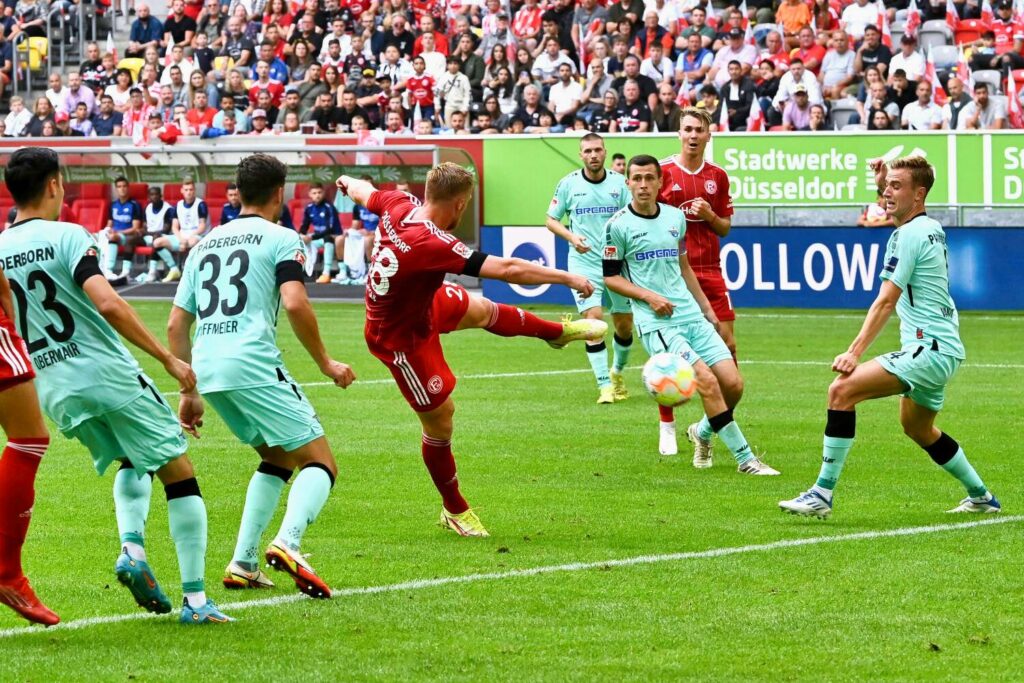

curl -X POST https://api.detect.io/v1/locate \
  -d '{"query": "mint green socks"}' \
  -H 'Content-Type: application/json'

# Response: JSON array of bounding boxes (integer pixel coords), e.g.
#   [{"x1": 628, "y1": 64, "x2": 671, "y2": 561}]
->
[
  {"x1": 707, "y1": 410, "x2": 754, "y2": 465},
  {"x1": 165, "y1": 478, "x2": 207, "y2": 606},
  {"x1": 275, "y1": 465, "x2": 333, "y2": 551},
  {"x1": 814, "y1": 410, "x2": 856, "y2": 495},
  {"x1": 611, "y1": 333, "x2": 632, "y2": 373},
  {"x1": 232, "y1": 464, "x2": 291, "y2": 568},
  {"x1": 925, "y1": 432, "x2": 987, "y2": 498},
  {"x1": 113, "y1": 463, "x2": 152, "y2": 554},
  {"x1": 585, "y1": 341, "x2": 611, "y2": 389}
]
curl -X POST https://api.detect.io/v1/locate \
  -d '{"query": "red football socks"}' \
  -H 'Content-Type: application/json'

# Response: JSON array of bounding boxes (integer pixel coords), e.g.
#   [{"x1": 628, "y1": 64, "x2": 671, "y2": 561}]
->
[
  {"x1": 0, "y1": 437, "x2": 48, "y2": 582},
  {"x1": 421, "y1": 434, "x2": 469, "y2": 514},
  {"x1": 659, "y1": 405, "x2": 675, "y2": 423},
  {"x1": 485, "y1": 303, "x2": 562, "y2": 341}
]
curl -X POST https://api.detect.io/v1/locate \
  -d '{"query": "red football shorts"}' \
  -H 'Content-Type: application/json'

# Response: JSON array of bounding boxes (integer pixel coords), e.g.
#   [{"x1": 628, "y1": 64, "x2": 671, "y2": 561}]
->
[
  {"x1": 695, "y1": 270, "x2": 735, "y2": 322},
  {"x1": 0, "y1": 315, "x2": 35, "y2": 392},
  {"x1": 368, "y1": 283, "x2": 471, "y2": 413}
]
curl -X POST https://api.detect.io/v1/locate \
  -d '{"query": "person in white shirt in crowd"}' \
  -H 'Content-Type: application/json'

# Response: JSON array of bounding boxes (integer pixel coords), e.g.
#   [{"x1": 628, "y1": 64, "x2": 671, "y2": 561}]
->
[
  {"x1": 819, "y1": 30, "x2": 856, "y2": 100},
  {"x1": 957, "y1": 82, "x2": 1007, "y2": 130},
  {"x1": 377, "y1": 45, "x2": 415, "y2": 90},
  {"x1": 419, "y1": 32, "x2": 448, "y2": 81},
  {"x1": 4, "y1": 97, "x2": 33, "y2": 137},
  {"x1": 44, "y1": 73, "x2": 70, "y2": 110},
  {"x1": 772, "y1": 57, "x2": 823, "y2": 112},
  {"x1": 548, "y1": 62, "x2": 584, "y2": 124},
  {"x1": 707, "y1": 28, "x2": 759, "y2": 87},
  {"x1": 940, "y1": 76, "x2": 973, "y2": 130},
  {"x1": 320, "y1": 17, "x2": 351, "y2": 61},
  {"x1": 437, "y1": 56, "x2": 473, "y2": 125},
  {"x1": 640, "y1": 41, "x2": 675, "y2": 85},
  {"x1": 888, "y1": 34, "x2": 925, "y2": 84},
  {"x1": 840, "y1": 0, "x2": 879, "y2": 40},
  {"x1": 532, "y1": 36, "x2": 577, "y2": 92},
  {"x1": 160, "y1": 44, "x2": 196, "y2": 85},
  {"x1": 901, "y1": 80, "x2": 943, "y2": 130}
]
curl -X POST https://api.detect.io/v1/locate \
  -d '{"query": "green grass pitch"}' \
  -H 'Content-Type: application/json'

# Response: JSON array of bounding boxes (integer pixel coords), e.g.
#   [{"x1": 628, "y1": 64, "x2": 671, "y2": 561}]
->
[{"x1": 2, "y1": 302, "x2": 1022, "y2": 681}]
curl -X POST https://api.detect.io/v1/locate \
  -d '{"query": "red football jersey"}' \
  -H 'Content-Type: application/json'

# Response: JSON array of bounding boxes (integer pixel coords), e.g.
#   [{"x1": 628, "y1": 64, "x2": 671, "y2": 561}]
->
[
  {"x1": 658, "y1": 156, "x2": 733, "y2": 273},
  {"x1": 363, "y1": 190, "x2": 477, "y2": 351},
  {"x1": 407, "y1": 75, "x2": 436, "y2": 106}
]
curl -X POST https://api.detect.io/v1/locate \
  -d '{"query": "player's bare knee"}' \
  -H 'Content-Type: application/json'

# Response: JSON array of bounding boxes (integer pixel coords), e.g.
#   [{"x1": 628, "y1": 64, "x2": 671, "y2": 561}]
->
[
  {"x1": 612, "y1": 316, "x2": 633, "y2": 338},
  {"x1": 694, "y1": 365, "x2": 723, "y2": 401},
  {"x1": 582, "y1": 307, "x2": 603, "y2": 320},
  {"x1": 827, "y1": 377, "x2": 857, "y2": 411}
]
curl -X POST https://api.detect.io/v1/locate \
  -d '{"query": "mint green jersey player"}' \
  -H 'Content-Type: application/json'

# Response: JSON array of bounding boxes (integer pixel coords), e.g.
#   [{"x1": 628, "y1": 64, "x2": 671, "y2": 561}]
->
[
  {"x1": 548, "y1": 169, "x2": 631, "y2": 314},
  {"x1": 603, "y1": 204, "x2": 732, "y2": 368},
  {"x1": 173, "y1": 215, "x2": 324, "y2": 451}
]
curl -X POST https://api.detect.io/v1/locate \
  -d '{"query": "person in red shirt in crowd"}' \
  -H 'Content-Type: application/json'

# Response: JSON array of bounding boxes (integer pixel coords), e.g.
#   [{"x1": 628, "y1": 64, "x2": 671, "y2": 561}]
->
[
  {"x1": 411, "y1": 0, "x2": 443, "y2": 25},
  {"x1": 989, "y1": 0, "x2": 1024, "y2": 71},
  {"x1": 406, "y1": 55, "x2": 437, "y2": 122},
  {"x1": 760, "y1": 28, "x2": 791, "y2": 75},
  {"x1": 248, "y1": 61, "x2": 285, "y2": 107},
  {"x1": 342, "y1": 0, "x2": 377, "y2": 22},
  {"x1": 658, "y1": 108, "x2": 737, "y2": 359},
  {"x1": 791, "y1": 26, "x2": 826, "y2": 75},
  {"x1": 413, "y1": 15, "x2": 449, "y2": 57},
  {"x1": 513, "y1": 0, "x2": 544, "y2": 51},
  {"x1": 634, "y1": 11, "x2": 674, "y2": 59},
  {"x1": 186, "y1": 91, "x2": 217, "y2": 132},
  {"x1": 334, "y1": 164, "x2": 603, "y2": 538},
  {"x1": 263, "y1": 23, "x2": 289, "y2": 60}
]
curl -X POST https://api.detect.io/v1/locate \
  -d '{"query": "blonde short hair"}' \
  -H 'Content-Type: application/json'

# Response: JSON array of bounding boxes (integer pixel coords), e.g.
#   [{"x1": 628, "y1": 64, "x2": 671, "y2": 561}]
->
[
  {"x1": 889, "y1": 155, "x2": 935, "y2": 195},
  {"x1": 425, "y1": 162, "x2": 475, "y2": 202},
  {"x1": 679, "y1": 107, "x2": 712, "y2": 131}
]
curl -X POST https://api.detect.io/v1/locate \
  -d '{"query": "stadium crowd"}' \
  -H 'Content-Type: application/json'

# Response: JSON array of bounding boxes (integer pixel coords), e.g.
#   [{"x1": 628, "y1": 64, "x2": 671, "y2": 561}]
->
[{"x1": 2, "y1": 0, "x2": 1023, "y2": 135}]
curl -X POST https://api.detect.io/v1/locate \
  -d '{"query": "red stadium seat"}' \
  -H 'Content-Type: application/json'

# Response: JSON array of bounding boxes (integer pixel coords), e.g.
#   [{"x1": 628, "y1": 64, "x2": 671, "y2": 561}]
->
[
  {"x1": 134, "y1": 246, "x2": 154, "y2": 257},
  {"x1": 0, "y1": 201, "x2": 14, "y2": 225},
  {"x1": 293, "y1": 183, "x2": 310, "y2": 199},
  {"x1": 955, "y1": 19, "x2": 988, "y2": 45},
  {"x1": 208, "y1": 203, "x2": 223, "y2": 227},
  {"x1": 128, "y1": 183, "x2": 149, "y2": 205},
  {"x1": 78, "y1": 184, "x2": 108, "y2": 199},
  {"x1": 288, "y1": 198, "x2": 306, "y2": 229},
  {"x1": 205, "y1": 182, "x2": 230, "y2": 201},
  {"x1": 71, "y1": 198, "x2": 110, "y2": 233},
  {"x1": 339, "y1": 211, "x2": 353, "y2": 230},
  {"x1": 0, "y1": 184, "x2": 10, "y2": 200},
  {"x1": 163, "y1": 184, "x2": 184, "y2": 202}
]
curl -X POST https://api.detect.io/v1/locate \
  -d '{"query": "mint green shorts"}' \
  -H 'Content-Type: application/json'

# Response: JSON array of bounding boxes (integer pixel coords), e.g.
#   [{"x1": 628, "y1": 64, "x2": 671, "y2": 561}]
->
[
  {"x1": 64, "y1": 374, "x2": 188, "y2": 476},
  {"x1": 640, "y1": 320, "x2": 733, "y2": 368},
  {"x1": 570, "y1": 262, "x2": 631, "y2": 315},
  {"x1": 204, "y1": 373, "x2": 324, "y2": 452},
  {"x1": 875, "y1": 344, "x2": 961, "y2": 412}
]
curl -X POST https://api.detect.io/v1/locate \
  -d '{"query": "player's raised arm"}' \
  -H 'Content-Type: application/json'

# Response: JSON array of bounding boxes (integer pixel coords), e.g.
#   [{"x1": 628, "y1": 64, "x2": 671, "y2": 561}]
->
[
  {"x1": 79, "y1": 275, "x2": 196, "y2": 391},
  {"x1": 280, "y1": 280, "x2": 356, "y2": 388},
  {"x1": 477, "y1": 255, "x2": 595, "y2": 297},
  {"x1": 335, "y1": 174, "x2": 378, "y2": 208}
]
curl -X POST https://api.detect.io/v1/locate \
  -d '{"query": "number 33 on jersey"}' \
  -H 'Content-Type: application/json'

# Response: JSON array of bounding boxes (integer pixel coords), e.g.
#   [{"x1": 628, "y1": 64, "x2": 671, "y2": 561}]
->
[{"x1": 173, "y1": 216, "x2": 307, "y2": 392}]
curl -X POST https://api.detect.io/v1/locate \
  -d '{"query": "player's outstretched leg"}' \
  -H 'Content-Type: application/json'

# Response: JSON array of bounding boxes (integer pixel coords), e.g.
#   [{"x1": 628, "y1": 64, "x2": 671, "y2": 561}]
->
[
  {"x1": 223, "y1": 461, "x2": 289, "y2": 590},
  {"x1": 418, "y1": 398, "x2": 488, "y2": 537},
  {"x1": 156, "y1": 456, "x2": 232, "y2": 624},
  {"x1": 457, "y1": 294, "x2": 607, "y2": 349},
  {"x1": 898, "y1": 399, "x2": 1000, "y2": 514},
  {"x1": 264, "y1": 440, "x2": 336, "y2": 599}
]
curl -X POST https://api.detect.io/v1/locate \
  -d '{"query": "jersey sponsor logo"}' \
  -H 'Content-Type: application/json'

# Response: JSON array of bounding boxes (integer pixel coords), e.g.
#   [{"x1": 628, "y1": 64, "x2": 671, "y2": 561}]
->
[
  {"x1": 705, "y1": 180, "x2": 718, "y2": 194},
  {"x1": 884, "y1": 256, "x2": 898, "y2": 273},
  {"x1": 573, "y1": 206, "x2": 619, "y2": 216},
  {"x1": 635, "y1": 248, "x2": 679, "y2": 261},
  {"x1": 603, "y1": 245, "x2": 619, "y2": 259},
  {"x1": 427, "y1": 374, "x2": 443, "y2": 394},
  {"x1": 452, "y1": 242, "x2": 472, "y2": 259}
]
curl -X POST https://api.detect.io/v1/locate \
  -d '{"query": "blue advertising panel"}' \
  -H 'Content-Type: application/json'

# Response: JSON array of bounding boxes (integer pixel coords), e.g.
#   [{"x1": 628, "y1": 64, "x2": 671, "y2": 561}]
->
[{"x1": 481, "y1": 225, "x2": 1024, "y2": 310}]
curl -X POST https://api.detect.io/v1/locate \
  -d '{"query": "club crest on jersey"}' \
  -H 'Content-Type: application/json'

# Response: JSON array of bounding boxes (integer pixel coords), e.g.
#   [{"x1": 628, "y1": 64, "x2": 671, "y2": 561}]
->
[
  {"x1": 452, "y1": 242, "x2": 472, "y2": 258},
  {"x1": 705, "y1": 180, "x2": 717, "y2": 194},
  {"x1": 610, "y1": 191, "x2": 620, "y2": 199},
  {"x1": 603, "y1": 245, "x2": 618, "y2": 259},
  {"x1": 669, "y1": 228, "x2": 680, "y2": 239}
]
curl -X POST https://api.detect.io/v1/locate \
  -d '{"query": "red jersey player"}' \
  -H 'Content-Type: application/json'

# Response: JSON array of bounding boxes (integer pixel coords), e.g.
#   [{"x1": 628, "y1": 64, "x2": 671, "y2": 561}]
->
[
  {"x1": 336, "y1": 163, "x2": 605, "y2": 537},
  {"x1": 658, "y1": 107, "x2": 744, "y2": 470},
  {"x1": 0, "y1": 267, "x2": 58, "y2": 626}
]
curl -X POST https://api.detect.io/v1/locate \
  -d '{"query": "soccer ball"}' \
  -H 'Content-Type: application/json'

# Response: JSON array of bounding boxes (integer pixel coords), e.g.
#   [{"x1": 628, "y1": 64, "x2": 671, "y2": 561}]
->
[{"x1": 642, "y1": 353, "x2": 697, "y2": 407}]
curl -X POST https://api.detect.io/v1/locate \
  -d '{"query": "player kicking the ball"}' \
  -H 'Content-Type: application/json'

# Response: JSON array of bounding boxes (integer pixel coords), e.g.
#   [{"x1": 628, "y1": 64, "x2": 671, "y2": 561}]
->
[
  {"x1": 169, "y1": 154, "x2": 356, "y2": 598},
  {"x1": 0, "y1": 148, "x2": 230, "y2": 624},
  {"x1": 659, "y1": 108, "x2": 737, "y2": 469},
  {"x1": 780, "y1": 156, "x2": 1000, "y2": 519},
  {"x1": 0, "y1": 269, "x2": 57, "y2": 626},
  {"x1": 546, "y1": 133, "x2": 634, "y2": 404},
  {"x1": 336, "y1": 163, "x2": 606, "y2": 537},
  {"x1": 603, "y1": 155, "x2": 778, "y2": 475}
]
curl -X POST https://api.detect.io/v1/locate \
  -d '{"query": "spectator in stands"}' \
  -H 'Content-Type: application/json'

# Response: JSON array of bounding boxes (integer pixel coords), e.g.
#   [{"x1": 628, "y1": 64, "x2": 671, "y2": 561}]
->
[
  {"x1": 712, "y1": 9, "x2": 745, "y2": 52},
  {"x1": 23, "y1": 96, "x2": 54, "y2": 137},
  {"x1": 323, "y1": 64, "x2": 342, "y2": 98},
  {"x1": 532, "y1": 36, "x2": 576, "y2": 95},
  {"x1": 841, "y1": 0, "x2": 879, "y2": 41},
  {"x1": 806, "y1": 103, "x2": 829, "y2": 131},
  {"x1": 80, "y1": 43, "x2": 106, "y2": 91},
  {"x1": 606, "y1": 0, "x2": 644, "y2": 39},
  {"x1": 10, "y1": 0, "x2": 47, "y2": 40},
  {"x1": 54, "y1": 112, "x2": 84, "y2": 138},
  {"x1": 138, "y1": 64, "x2": 162, "y2": 106},
  {"x1": 105, "y1": 177, "x2": 144, "y2": 280},
  {"x1": 45, "y1": 73, "x2": 69, "y2": 111},
  {"x1": 248, "y1": 108, "x2": 274, "y2": 134},
  {"x1": 513, "y1": 0, "x2": 543, "y2": 52},
  {"x1": 437, "y1": 55, "x2": 472, "y2": 124},
  {"x1": 377, "y1": 44, "x2": 415, "y2": 91},
  {"x1": 548, "y1": 62, "x2": 583, "y2": 125},
  {"x1": 958, "y1": 82, "x2": 1007, "y2": 129},
  {"x1": 336, "y1": 87, "x2": 371, "y2": 131},
  {"x1": 140, "y1": 46, "x2": 162, "y2": 81},
  {"x1": 480, "y1": 94, "x2": 511, "y2": 131},
  {"x1": 615, "y1": 79, "x2": 652, "y2": 132},
  {"x1": 343, "y1": 34, "x2": 376, "y2": 75},
  {"x1": 640, "y1": 41, "x2": 674, "y2": 85},
  {"x1": 382, "y1": 13, "x2": 415, "y2": 59},
  {"x1": 634, "y1": 11, "x2": 673, "y2": 59},
  {"x1": 191, "y1": 31, "x2": 215, "y2": 73},
  {"x1": 249, "y1": 60, "x2": 286, "y2": 106},
  {"x1": 854, "y1": 25, "x2": 891, "y2": 79},
  {"x1": 652, "y1": 82, "x2": 681, "y2": 132},
  {"x1": 39, "y1": 120, "x2": 60, "y2": 138},
  {"x1": 870, "y1": 109, "x2": 894, "y2": 130},
  {"x1": 219, "y1": 16, "x2": 256, "y2": 76},
  {"x1": 941, "y1": 76, "x2": 972, "y2": 129},
  {"x1": 676, "y1": 33, "x2": 714, "y2": 99},
  {"x1": 383, "y1": 109, "x2": 410, "y2": 134},
  {"x1": 214, "y1": 92, "x2": 251, "y2": 131},
  {"x1": 579, "y1": 58, "x2": 613, "y2": 116},
  {"x1": 127, "y1": 3, "x2": 164, "y2": 58},
  {"x1": 292, "y1": 62, "x2": 326, "y2": 109},
  {"x1": 792, "y1": 26, "x2": 826, "y2": 76},
  {"x1": 60, "y1": 72, "x2": 97, "y2": 116},
  {"x1": 288, "y1": 14, "x2": 324, "y2": 55},
  {"x1": 866, "y1": 81, "x2": 899, "y2": 129},
  {"x1": 351, "y1": 68, "x2": 383, "y2": 126},
  {"x1": 782, "y1": 84, "x2": 812, "y2": 130},
  {"x1": 678, "y1": 7, "x2": 714, "y2": 49},
  {"x1": 92, "y1": 95, "x2": 124, "y2": 136},
  {"x1": 723, "y1": 60, "x2": 756, "y2": 130},
  {"x1": 305, "y1": 91, "x2": 338, "y2": 132},
  {"x1": 993, "y1": 0, "x2": 1024, "y2": 71},
  {"x1": 820, "y1": 31, "x2": 855, "y2": 100},
  {"x1": 772, "y1": 58, "x2": 823, "y2": 113},
  {"x1": 759, "y1": 30, "x2": 791, "y2": 76},
  {"x1": 5, "y1": 97, "x2": 32, "y2": 137},
  {"x1": 514, "y1": 83, "x2": 551, "y2": 127},
  {"x1": 276, "y1": 87, "x2": 306, "y2": 123},
  {"x1": 288, "y1": 39, "x2": 316, "y2": 81},
  {"x1": 123, "y1": 87, "x2": 156, "y2": 140},
  {"x1": 889, "y1": 35, "x2": 925, "y2": 84},
  {"x1": 219, "y1": 68, "x2": 252, "y2": 110},
  {"x1": 196, "y1": 0, "x2": 226, "y2": 51},
  {"x1": 607, "y1": 36, "x2": 631, "y2": 78},
  {"x1": 186, "y1": 91, "x2": 217, "y2": 132},
  {"x1": 155, "y1": 85, "x2": 178, "y2": 121},
  {"x1": 252, "y1": 89, "x2": 277, "y2": 122},
  {"x1": 479, "y1": 11, "x2": 516, "y2": 60},
  {"x1": 889, "y1": 69, "x2": 917, "y2": 110},
  {"x1": 902, "y1": 80, "x2": 942, "y2": 130},
  {"x1": 811, "y1": 0, "x2": 841, "y2": 44},
  {"x1": 105, "y1": 69, "x2": 135, "y2": 112},
  {"x1": 696, "y1": 84, "x2": 723, "y2": 128},
  {"x1": 165, "y1": 66, "x2": 189, "y2": 105},
  {"x1": 756, "y1": 60, "x2": 782, "y2": 125},
  {"x1": 70, "y1": 102, "x2": 95, "y2": 136},
  {"x1": 857, "y1": 189, "x2": 893, "y2": 227},
  {"x1": 612, "y1": 55, "x2": 658, "y2": 110},
  {"x1": 482, "y1": 43, "x2": 512, "y2": 86},
  {"x1": 164, "y1": 0, "x2": 198, "y2": 53},
  {"x1": 201, "y1": 109, "x2": 239, "y2": 136},
  {"x1": 776, "y1": 0, "x2": 812, "y2": 50},
  {"x1": 708, "y1": 28, "x2": 758, "y2": 87},
  {"x1": 454, "y1": 33, "x2": 485, "y2": 99}
]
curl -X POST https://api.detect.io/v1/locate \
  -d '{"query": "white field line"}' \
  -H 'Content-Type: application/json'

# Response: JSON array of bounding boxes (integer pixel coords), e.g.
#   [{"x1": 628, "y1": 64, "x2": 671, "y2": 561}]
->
[
  {"x1": 0, "y1": 515, "x2": 1019, "y2": 639},
  {"x1": 161, "y1": 359, "x2": 1024, "y2": 397}
]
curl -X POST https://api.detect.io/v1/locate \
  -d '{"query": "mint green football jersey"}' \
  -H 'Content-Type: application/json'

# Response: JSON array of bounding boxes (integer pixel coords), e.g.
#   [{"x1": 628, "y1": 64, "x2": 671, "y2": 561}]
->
[
  {"x1": 0, "y1": 219, "x2": 147, "y2": 431},
  {"x1": 879, "y1": 214, "x2": 965, "y2": 359},
  {"x1": 547, "y1": 169, "x2": 629, "y2": 275},
  {"x1": 173, "y1": 216, "x2": 305, "y2": 392},
  {"x1": 603, "y1": 203, "x2": 704, "y2": 334}
]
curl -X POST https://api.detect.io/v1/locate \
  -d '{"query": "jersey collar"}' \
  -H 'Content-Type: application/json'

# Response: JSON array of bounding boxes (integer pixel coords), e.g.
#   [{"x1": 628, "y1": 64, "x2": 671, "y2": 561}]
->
[
  {"x1": 581, "y1": 168, "x2": 607, "y2": 185},
  {"x1": 673, "y1": 155, "x2": 705, "y2": 175},
  {"x1": 5, "y1": 217, "x2": 43, "y2": 231},
  {"x1": 628, "y1": 203, "x2": 660, "y2": 219}
]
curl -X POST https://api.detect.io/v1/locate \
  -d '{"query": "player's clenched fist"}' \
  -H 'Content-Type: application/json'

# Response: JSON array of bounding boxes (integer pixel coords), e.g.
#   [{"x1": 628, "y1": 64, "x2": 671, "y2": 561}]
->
[
  {"x1": 568, "y1": 274, "x2": 595, "y2": 297},
  {"x1": 869, "y1": 158, "x2": 888, "y2": 190},
  {"x1": 322, "y1": 359, "x2": 356, "y2": 388},
  {"x1": 690, "y1": 197, "x2": 715, "y2": 222},
  {"x1": 832, "y1": 351, "x2": 859, "y2": 375}
]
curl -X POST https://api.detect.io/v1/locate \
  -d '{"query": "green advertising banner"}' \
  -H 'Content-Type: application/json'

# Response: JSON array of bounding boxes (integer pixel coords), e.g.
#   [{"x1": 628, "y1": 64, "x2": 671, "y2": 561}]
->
[{"x1": 482, "y1": 133, "x2": 1024, "y2": 226}]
